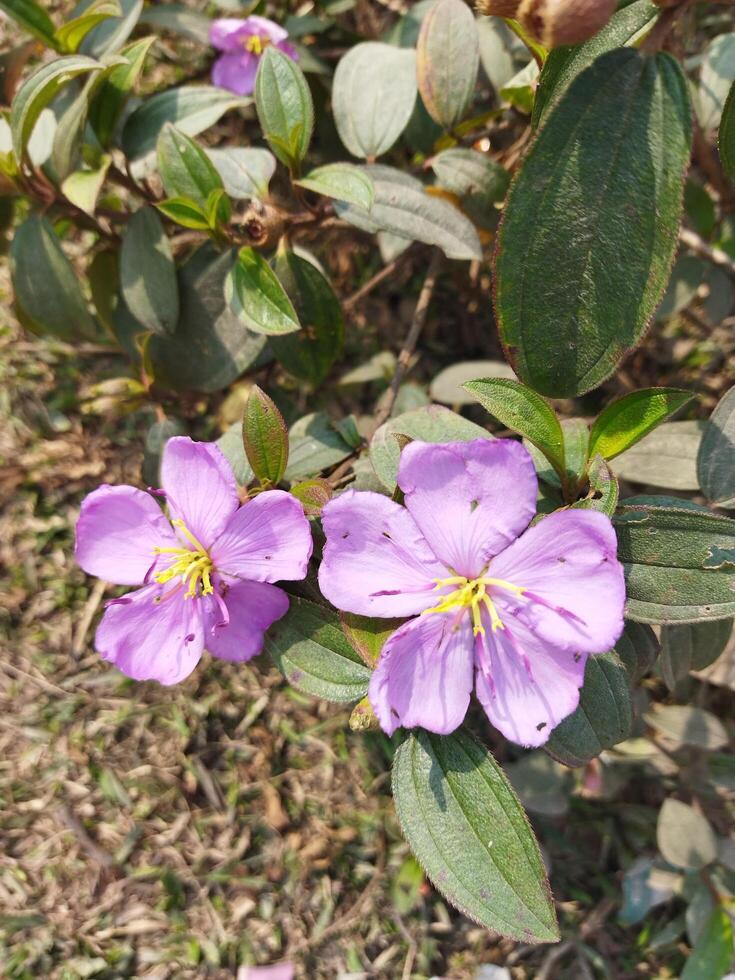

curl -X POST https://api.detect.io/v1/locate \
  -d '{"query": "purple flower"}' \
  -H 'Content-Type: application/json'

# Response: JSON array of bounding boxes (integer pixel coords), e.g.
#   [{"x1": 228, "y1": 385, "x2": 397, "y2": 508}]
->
[
  {"x1": 318, "y1": 439, "x2": 626, "y2": 747},
  {"x1": 210, "y1": 16, "x2": 298, "y2": 96},
  {"x1": 75, "y1": 437, "x2": 312, "y2": 685}
]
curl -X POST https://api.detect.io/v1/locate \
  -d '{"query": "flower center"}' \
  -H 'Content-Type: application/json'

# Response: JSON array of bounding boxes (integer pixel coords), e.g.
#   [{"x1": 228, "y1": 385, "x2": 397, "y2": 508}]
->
[
  {"x1": 423, "y1": 575, "x2": 526, "y2": 636},
  {"x1": 243, "y1": 34, "x2": 271, "y2": 55},
  {"x1": 153, "y1": 519, "x2": 214, "y2": 599}
]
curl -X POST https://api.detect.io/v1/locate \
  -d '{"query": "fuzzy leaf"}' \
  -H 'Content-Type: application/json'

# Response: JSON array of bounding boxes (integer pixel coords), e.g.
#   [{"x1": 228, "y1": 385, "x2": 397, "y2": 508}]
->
[{"x1": 243, "y1": 385, "x2": 289, "y2": 486}]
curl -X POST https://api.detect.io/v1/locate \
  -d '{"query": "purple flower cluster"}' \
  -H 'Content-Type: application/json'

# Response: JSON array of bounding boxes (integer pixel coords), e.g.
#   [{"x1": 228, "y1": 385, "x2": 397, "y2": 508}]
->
[
  {"x1": 210, "y1": 16, "x2": 298, "y2": 96},
  {"x1": 76, "y1": 436, "x2": 625, "y2": 748}
]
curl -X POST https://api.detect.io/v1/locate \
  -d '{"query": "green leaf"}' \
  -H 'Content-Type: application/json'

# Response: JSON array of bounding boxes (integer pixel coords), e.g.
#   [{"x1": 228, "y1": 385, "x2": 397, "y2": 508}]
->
[
  {"x1": 613, "y1": 420, "x2": 703, "y2": 491},
  {"x1": 371, "y1": 405, "x2": 491, "y2": 491},
  {"x1": 225, "y1": 247, "x2": 300, "y2": 336},
  {"x1": 646, "y1": 704, "x2": 728, "y2": 751},
  {"x1": 416, "y1": 0, "x2": 479, "y2": 131},
  {"x1": 10, "y1": 214, "x2": 96, "y2": 339},
  {"x1": 296, "y1": 162, "x2": 374, "y2": 210},
  {"x1": 120, "y1": 206, "x2": 179, "y2": 336},
  {"x1": 613, "y1": 620, "x2": 660, "y2": 686},
  {"x1": 495, "y1": 49, "x2": 692, "y2": 397},
  {"x1": 681, "y1": 908, "x2": 734, "y2": 980},
  {"x1": 698, "y1": 385, "x2": 735, "y2": 509},
  {"x1": 697, "y1": 33, "x2": 735, "y2": 131},
  {"x1": 430, "y1": 147, "x2": 509, "y2": 231},
  {"x1": 660, "y1": 620, "x2": 733, "y2": 691},
  {"x1": 392, "y1": 728, "x2": 559, "y2": 942},
  {"x1": 463, "y1": 377, "x2": 565, "y2": 480},
  {"x1": 339, "y1": 613, "x2": 402, "y2": 667},
  {"x1": 499, "y1": 60, "x2": 538, "y2": 115},
  {"x1": 60, "y1": 154, "x2": 111, "y2": 215},
  {"x1": 430, "y1": 360, "x2": 516, "y2": 405},
  {"x1": 121, "y1": 85, "x2": 251, "y2": 162},
  {"x1": 571, "y1": 454, "x2": 618, "y2": 516},
  {"x1": 145, "y1": 243, "x2": 267, "y2": 393},
  {"x1": 613, "y1": 500, "x2": 735, "y2": 624},
  {"x1": 206, "y1": 146, "x2": 276, "y2": 200},
  {"x1": 55, "y1": 0, "x2": 121, "y2": 52},
  {"x1": 335, "y1": 164, "x2": 481, "y2": 261},
  {"x1": 156, "y1": 197, "x2": 211, "y2": 230},
  {"x1": 531, "y1": 0, "x2": 657, "y2": 129},
  {"x1": 79, "y1": 0, "x2": 142, "y2": 58},
  {"x1": 266, "y1": 597, "x2": 371, "y2": 702},
  {"x1": 285, "y1": 412, "x2": 353, "y2": 481},
  {"x1": 138, "y1": 3, "x2": 211, "y2": 44},
  {"x1": 88, "y1": 35, "x2": 155, "y2": 148},
  {"x1": 255, "y1": 47, "x2": 313, "y2": 173},
  {"x1": 157, "y1": 123, "x2": 223, "y2": 210},
  {"x1": 269, "y1": 250, "x2": 344, "y2": 385},
  {"x1": 332, "y1": 42, "x2": 417, "y2": 159},
  {"x1": 0, "y1": 0, "x2": 58, "y2": 48},
  {"x1": 243, "y1": 386, "x2": 289, "y2": 486},
  {"x1": 719, "y1": 79, "x2": 735, "y2": 182},
  {"x1": 589, "y1": 388, "x2": 696, "y2": 461},
  {"x1": 10, "y1": 55, "x2": 103, "y2": 161},
  {"x1": 289, "y1": 478, "x2": 332, "y2": 517},
  {"x1": 205, "y1": 187, "x2": 231, "y2": 231},
  {"x1": 657, "y1": 799, "x2": 718, "y2": 870},
  {"x1": 546, "y1": 651, "x2": 633, "y2": 768}
]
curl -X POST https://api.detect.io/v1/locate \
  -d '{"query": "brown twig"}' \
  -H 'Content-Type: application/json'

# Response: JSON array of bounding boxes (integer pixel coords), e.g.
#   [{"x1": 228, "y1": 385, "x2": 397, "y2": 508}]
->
[
  {"x1": 343, "y1": 250, "x2": 412, "y2": 314},
  {"x1": 371, "y1": 248, "x2": 444, "y2": 432},
  {"x1": 72, "y1": 578, "x2": 107, "y2": 659},
  {"x1": 680, "y1": 226, "x2": 735, "y2": 280}
]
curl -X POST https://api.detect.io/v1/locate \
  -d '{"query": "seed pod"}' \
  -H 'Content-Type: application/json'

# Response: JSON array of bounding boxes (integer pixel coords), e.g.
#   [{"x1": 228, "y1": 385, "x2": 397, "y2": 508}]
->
[
  {"x1": 475, "y1": 0, "x2": 522, "y2": 17},
  {"x1": 518, "y1": 0, "x2": 617, "y2": 48}
]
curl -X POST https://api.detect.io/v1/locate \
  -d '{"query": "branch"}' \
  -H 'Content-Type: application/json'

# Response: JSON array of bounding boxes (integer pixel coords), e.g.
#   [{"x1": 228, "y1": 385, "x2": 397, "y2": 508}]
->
[{"x1": 680, "y1": 226, "x2": 735, "y2": 280}]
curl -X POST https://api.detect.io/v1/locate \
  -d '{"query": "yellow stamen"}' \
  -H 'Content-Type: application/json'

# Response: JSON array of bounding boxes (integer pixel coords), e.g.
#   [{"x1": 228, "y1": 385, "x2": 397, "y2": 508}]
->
[
  {"x1": 422, "y1": 574, "x2": 525, "y2": 634},
  {"x1": 153, "y1": 519, "x2": 214, "y2": 599},
  {"x1": 244, "y1": 34, "x2": 270, "y2": 55}
]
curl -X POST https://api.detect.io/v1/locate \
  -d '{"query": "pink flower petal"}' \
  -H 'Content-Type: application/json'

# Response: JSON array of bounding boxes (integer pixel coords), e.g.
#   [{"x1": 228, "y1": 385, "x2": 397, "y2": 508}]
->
[
  {"x1": 489, "y1": 509, "x2": 625, "y2": 654},
  {"x1": 475, "y1": 622, "x2": 588, "y2": 747},
  {"x1": 211, "y1": 490, "x2": 312, "y2": 584},
  {"x1": 204, "y1": 579, "x2": 289, "y2": 661},
  {"x1": 212, "y1": 52, "x2": 258, "y2": 96},
  {"x1": 210, "y1": 18, "x2": 251, "y2": 51},
  {"x1": 96, "y1": 585, "x2": 204, "y2": 685},
  {"x1": 369, "y1": 612, "x2": 474, "y2": 736},
  {"x1": 319, "y1": 489, "x2": 448, "y2": 617},
  {"x1": 161, "y1": 437, "x2": 239, "y2": 550},
  {"x1": 397, "y1": 439, "x2": 538, "y2": 578},
  {"x1": 244, "y1": 14, "x2": 289, "y2": 44},
  {"x1": 75, "y1": 485, "x2": 177, "y2": 586}
]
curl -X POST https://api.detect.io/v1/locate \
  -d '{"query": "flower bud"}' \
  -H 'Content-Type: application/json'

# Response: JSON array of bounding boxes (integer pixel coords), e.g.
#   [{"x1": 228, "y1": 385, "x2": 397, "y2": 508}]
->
[
  {"x1": 517, "y1": 0, "x2": 617, "y2": 48},
  {"x1": 475, "y1": 0, "x2": 522, "y2": 17}
]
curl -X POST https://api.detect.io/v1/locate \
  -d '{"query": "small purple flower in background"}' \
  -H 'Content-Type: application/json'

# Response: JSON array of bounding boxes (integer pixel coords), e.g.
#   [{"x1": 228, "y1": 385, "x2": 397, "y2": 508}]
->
[
  {"x1": 210, "y1": 16, "x2": 298, "y2": 96},
  {"x1": 76, "y1": 437, "x2": 312, "y2": 685},
  {"x1": 319, "y1": 439, "x2": 625, "y2": 747}
]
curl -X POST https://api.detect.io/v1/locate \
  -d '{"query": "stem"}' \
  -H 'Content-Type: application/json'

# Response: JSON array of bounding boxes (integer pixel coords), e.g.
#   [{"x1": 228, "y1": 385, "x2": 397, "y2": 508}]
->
[{"x1": 371, "y1": 249, "x2": 443, "y2": 432}]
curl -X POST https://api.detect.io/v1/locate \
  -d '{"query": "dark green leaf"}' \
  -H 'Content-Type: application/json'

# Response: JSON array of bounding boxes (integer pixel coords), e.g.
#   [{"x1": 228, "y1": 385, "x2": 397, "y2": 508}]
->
[
  {"x1": 255, "y1": 47, "x2": 313, "y2": 173},
  {"x1": 614, "y1": 620, "x2": 659, "y2": 685},
  {"x1": 146, "y1": 243, "x2": 267, "y2": 392},
  {"x1": 243, "y1": 385, "x2": 289, "y2": 486},
  {"x1": 10, "y1": 55, "x2": 102, "y2": 161},
  {"x1": 613, "y1": 420, "x2": 703, "y2": 491},
  {"x1": 0, "y1": 0, "x2": 58, "y2": 48},
  {"x1": 613, "y1": 500, "x2": 735, "y2": 623},
  {"x1": 571, "y1": 454, "x2": 618, "y2": 516},
  {"x1": 266, "y1": 597, "x2": 371, "y2": 702},
  {"x1": 698, "y1": 385, "x2": 735, "y2": 508},
  {"x1": 120, "y1": 206, "x2": 179, "y2": 336},
  {"x1": 122, "y1": 85, "x2": 251, "y2": 162},
  {"x1": 332, "y1": 42, "x2": 417, "y2": 159},
  {"x1": 416, "y1": 0, "x2": 479, "y2": 131},
  {"x1": 657, "y1": 799, "x2": 717, "y2": 870},
  {"x1": 10, "y1": 214, "x2": 96, "y2": 338},
  {"x1": 371, "y1": 404, "x2": 490, "y2": 491},
  {"x1": 719, "y1": 79, "x2": 735, "y2": 182},
  {"x1": 681, "y1": 908, "x2": 734, "y2": 980},
  {"x1": 546, "y1": 651, "x2": 633, "y2": 768},
  {"x1": 157, "y1": 122, "x2": 223, "y2": 209},
  {"x1": 225, "y1": 247, "x2": 300, "y2": 336},
  {"x1": 88, "y1": 35, "x2": 155, "y2": 147},
  {"x1": 496, "y1": 49, "x2": 692, "y2": 397},
  {"x1": 463, "y1": 377, "x2": 565, "y2": 480},
  {"x1": 589, "y1": 388, "x2": 695, "y2": 461},
  {"x1": 660, "y1": 619, "x2": 733, "y2": 690},
  {"x1": 339, "y1": 613, "x2": 402, "y2": 667},
  {"x1": 392, "y1": 728, "x2": 559, "y2": 942},
  {"x1": 269, "y1": 250, "x2": 344, "y2": 385},
  {"x1": 296, "y1": 162, "x2": 374, "y2": 210},
  {"x1": 532, "y1": 0, "x2": 657, "y2": 129},
  {"x1": 206, "y1": 146, "x2": 276, "y2": 199},
  {"x1": 335, "y1": 165, "x2": 481, "y2": 261}
]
